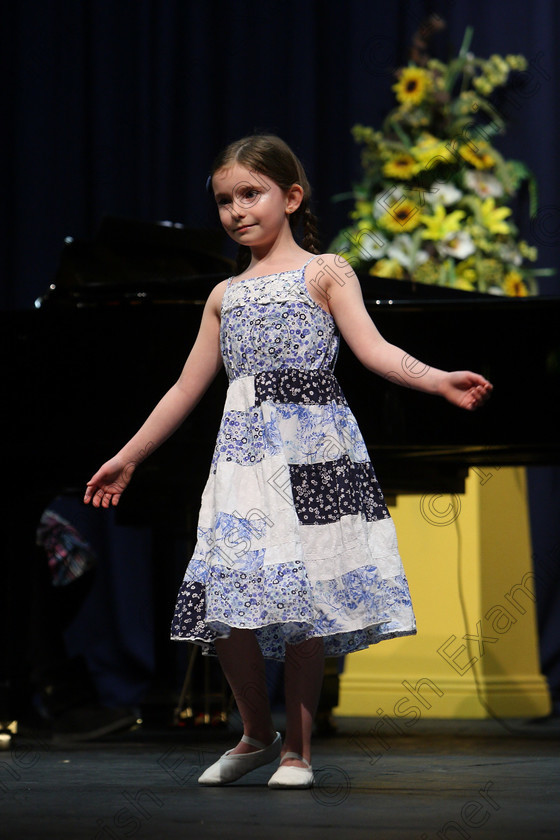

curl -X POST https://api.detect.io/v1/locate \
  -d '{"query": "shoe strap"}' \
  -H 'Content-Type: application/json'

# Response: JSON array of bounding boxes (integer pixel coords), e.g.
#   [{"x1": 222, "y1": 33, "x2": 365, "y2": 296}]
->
[
  {"x1": 241, "y1": 733, "x2": 275, "y2": 749},
  {"x1": 280, "y1": 751, "x2": 311, "y2": 767}
]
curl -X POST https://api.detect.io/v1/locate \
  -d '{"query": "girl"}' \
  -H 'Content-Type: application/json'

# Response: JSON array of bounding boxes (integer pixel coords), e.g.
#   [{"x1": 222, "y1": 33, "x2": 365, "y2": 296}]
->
[{"x1": 84, "y1": 134, "x2": 492, "y2": 789}]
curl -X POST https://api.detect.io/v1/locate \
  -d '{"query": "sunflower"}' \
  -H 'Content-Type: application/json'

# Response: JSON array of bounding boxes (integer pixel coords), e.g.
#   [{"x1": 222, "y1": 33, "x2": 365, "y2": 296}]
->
[
  {"x1": 460, "y1": 140, "x2": 496, "y2": 170},
  {"x1": 378, "y1": 199, "x2": 422, "y2": 233},
  {"x1": 503, "y1": 270, "x2": 529, "y2": 296},
  {"x1": 392, "y1": 67, "x2": 432, "y2": 108},
  {"x1": 382, "y1": 154, "x2": 418, "y2": 179}
]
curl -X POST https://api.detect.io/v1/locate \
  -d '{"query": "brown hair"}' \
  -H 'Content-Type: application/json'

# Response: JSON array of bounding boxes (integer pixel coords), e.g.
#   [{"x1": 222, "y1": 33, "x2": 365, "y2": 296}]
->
[{"x1": 210, "y1": 134, "x2": 320, "y2": 273}]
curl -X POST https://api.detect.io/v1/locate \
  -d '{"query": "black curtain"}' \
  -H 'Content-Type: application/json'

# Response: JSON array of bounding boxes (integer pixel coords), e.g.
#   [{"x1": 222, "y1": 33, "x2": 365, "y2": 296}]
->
[
  {"x1": 3, "y1": 0, "x2": 559, "y2": 710},
  {"x1": 5, "y1": 0, "x2": 559, "y2": 310}
]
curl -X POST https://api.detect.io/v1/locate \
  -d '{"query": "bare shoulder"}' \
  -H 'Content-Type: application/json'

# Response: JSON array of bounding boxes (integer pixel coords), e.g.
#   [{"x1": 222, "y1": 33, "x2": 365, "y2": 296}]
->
[
  {"x1": 307, "y1": 252, "x2": 358, "y2": 283},
  {"x1": 305, "y1": 253, "x2": 362, "y2": 309},
  {"x1": 205, "y1": 277, "x2": 230, "y2": 316}
]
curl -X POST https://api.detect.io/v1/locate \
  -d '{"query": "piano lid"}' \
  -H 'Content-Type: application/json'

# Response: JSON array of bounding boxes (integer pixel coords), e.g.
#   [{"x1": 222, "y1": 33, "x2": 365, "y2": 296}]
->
[
  {"x1": 38, "y1": 216, "x2": 234, "y2": 307},
  {"x1": 40, "y1": 215, "x2": 520, "y2": 309}
]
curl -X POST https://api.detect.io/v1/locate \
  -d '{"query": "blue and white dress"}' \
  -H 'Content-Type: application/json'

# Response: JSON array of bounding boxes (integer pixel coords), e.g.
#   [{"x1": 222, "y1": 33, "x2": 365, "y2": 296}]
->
[{"x1": 170, "y1": 257, "x2": 416, "y2": 660}]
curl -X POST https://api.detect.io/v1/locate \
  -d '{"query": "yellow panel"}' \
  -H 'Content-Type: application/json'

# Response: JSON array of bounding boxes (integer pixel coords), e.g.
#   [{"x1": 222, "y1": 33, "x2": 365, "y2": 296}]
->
[{"x1": 335, "y1": 468, "x2": 551, "y2": 720}]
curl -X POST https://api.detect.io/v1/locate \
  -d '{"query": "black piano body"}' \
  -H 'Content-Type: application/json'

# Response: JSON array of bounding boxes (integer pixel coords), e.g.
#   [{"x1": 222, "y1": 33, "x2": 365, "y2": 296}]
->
[{"x1": 11, "y1": 216, "x2": 559, "y2": 501}]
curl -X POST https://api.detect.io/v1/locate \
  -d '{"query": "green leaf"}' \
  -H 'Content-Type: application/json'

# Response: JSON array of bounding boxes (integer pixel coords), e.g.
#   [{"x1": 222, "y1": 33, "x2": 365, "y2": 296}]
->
[
  {"x1": 503, "y1": 160, "x2": 539, "y2": 214},
  {"x1": 459, "y1": 26, "x2": 475, "y2": 58},
  {"x1": 331, "y1": 191, "x2": 359, "y2": 204}
]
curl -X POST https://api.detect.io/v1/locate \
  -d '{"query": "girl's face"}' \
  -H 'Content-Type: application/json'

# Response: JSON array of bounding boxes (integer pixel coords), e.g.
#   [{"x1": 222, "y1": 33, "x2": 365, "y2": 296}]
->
[{"x1": 212, "y1": 163, "x2": 301, "y2": 250}]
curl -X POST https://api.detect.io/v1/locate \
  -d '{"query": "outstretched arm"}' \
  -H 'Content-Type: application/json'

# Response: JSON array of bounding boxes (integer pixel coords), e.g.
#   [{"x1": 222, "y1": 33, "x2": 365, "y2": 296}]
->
[
  {"x1": 307, "y1": 255, "x2": 493, "y2": 410},
  {"x1": 84, "y1": 281, "x2": 226, "y2": 508}
]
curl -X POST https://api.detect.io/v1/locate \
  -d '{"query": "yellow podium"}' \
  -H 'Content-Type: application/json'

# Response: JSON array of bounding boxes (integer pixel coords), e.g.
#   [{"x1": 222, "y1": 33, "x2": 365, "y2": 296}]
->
[{"x1": 335, "y1": 467, "x2": 551, "y2": 720}]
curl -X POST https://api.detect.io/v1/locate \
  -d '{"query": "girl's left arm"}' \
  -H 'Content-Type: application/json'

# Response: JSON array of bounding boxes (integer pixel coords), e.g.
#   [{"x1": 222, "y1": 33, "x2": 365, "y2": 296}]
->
[{"x1": 310, "y1": 255, "x2": 493, "y2": 411}]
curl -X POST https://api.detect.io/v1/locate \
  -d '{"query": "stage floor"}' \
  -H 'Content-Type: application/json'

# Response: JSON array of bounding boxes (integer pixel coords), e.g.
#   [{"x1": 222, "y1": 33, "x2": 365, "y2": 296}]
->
[{"x1": 3, "y1": 716, "x2": 560, "y2": 839}]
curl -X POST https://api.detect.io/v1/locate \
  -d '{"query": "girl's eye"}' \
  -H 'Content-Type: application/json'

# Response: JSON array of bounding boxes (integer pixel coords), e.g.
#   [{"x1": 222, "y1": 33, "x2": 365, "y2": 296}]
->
[
  {"x1": 237, "y1": 188, "x2": 260, "y2": 205},
  {"x1": 216, "y1": 186, "x2": 261, "y2": 209}
]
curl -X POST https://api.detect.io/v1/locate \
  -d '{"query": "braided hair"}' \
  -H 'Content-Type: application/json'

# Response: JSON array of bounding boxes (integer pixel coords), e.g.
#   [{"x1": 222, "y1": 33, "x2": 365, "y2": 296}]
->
[{"x1": 210, "y1": 135, "x2": 321, "y2": 274}]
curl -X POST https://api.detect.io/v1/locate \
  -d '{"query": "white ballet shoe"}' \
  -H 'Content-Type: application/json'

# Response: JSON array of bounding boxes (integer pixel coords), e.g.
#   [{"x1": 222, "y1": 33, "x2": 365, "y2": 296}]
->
[
  {"x1": 267, "y1": 751, "x2": 314, "y2": 789},
  {"x1": 198, "y1": 731, "x2": 282, "y2": 785}
]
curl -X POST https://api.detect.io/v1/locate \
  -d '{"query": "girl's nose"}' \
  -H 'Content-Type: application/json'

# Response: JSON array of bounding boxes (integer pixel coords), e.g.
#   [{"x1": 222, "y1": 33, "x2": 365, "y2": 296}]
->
[
  {"x1": 222, "y1": 199, "x2": 243, "y2": 223},
  {"x1": 230, "y1": 201, "x2": 246, "y2": 219}
]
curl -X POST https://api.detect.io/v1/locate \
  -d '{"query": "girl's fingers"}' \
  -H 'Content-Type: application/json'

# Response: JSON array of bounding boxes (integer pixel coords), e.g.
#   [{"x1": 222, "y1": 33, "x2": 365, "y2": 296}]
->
[
  {"x1": 468, "y1": 383, "x2": 492, "y2": 409},
  {"x1": 96, "y1": 490, "x2": 121, "y2": 508},
  {"x1": 84, "y1": 472, "x2": 123, "y2": 506},
  {"x1": 90, "y1": 487, "x2": 108, "y2": 508},
  {"x1": 84, "y1": 484, "x2": 97, "y2": 504}
]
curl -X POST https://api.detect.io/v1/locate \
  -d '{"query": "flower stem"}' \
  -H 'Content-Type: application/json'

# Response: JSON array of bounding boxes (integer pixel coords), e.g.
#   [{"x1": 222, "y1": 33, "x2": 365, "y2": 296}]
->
[{"x1": 459, "y1": 26, "x2": 474, "y2": 59}]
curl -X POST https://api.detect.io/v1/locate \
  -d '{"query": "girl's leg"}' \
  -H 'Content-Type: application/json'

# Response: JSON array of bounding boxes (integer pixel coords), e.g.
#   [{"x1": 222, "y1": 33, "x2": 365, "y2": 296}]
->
[
  {"x1": 282, "y1": 637, "x2": 325, "y2": 767},
  {"x1": 214, "y1": 628, "x2": 276, "y2": 755}
]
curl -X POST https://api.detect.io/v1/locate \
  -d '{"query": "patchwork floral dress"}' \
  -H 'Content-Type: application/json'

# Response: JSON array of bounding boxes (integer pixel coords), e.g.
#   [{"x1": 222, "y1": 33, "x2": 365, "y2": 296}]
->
[{"x1": 170, "y1": 257, "x2": 416, "y2": 659}]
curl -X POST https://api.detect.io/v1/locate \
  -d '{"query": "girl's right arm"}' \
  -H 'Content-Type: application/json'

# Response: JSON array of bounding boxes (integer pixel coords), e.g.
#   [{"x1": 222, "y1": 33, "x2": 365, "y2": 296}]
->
[{"x1": 84, "y1": 280, "x2": 226, "y2": 508}]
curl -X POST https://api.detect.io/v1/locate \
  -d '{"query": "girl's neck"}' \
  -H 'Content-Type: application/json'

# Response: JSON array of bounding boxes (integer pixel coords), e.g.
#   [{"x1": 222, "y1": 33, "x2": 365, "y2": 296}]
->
[{"x1": 243, "y1": 238, "x2": 311, "y2": 279}]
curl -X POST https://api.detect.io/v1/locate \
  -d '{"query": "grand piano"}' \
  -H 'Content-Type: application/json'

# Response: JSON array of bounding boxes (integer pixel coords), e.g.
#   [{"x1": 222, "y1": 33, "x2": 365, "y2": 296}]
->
[{"x1": 3, "y1": 217, "x2": 560, "y2": 730}]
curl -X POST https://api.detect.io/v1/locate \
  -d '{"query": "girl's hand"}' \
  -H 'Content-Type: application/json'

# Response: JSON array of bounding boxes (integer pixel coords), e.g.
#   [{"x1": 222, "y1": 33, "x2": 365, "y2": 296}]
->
[
  {"x1": 439, "y1": 371, "x2": 493, "y2": 411},
  {"x1": 84, "y1": 456, "x2": 136, "y2": 508}
]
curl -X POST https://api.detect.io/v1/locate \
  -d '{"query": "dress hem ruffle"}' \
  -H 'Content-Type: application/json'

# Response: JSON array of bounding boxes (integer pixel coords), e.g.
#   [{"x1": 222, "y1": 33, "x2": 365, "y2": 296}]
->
[{"x1": 170, "y1": 622, "x2": 417, "y2": 661}]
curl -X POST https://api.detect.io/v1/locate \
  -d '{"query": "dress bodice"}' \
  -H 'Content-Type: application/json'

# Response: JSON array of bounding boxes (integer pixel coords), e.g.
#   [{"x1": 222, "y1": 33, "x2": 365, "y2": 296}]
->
[{"x1": 219, "y1": 265, "x2": 339, "y2": 382}]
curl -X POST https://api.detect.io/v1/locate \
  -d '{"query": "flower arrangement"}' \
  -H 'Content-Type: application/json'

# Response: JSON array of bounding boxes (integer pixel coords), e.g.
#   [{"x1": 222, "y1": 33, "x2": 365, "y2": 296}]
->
[{"x1": 331, "y1": 26, "x2": 551, "y2": 295}]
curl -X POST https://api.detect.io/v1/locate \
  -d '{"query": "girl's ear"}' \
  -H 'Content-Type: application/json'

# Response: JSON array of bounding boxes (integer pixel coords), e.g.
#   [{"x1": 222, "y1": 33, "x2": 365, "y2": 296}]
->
[{"x1": 285, "y1": 183, "x2": 304, "y2": 214}]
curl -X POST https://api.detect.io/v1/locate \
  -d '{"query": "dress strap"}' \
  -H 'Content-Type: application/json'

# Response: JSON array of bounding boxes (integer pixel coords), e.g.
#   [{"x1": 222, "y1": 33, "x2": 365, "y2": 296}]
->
[{"x1": 301, "y1": 254, "x2": 321, "y2": 273}]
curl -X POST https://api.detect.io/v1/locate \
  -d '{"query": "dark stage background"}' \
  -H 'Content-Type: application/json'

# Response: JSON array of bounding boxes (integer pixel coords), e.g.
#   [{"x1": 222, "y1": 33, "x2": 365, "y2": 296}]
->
[{"x1": 2, "y1": 0, "x2": 560, "y2": 714}]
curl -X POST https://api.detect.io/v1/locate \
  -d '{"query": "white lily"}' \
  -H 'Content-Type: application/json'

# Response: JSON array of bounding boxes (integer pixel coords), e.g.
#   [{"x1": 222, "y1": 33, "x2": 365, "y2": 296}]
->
[
  {"x1": 438, "y1": 231, "x2": 476, "y2": 259},
  {"x1": 351, "y1": 229, "x2": 388, "y2": 260},
  {"x1": 464, "y1": 170, "x2": 504, "y2": 198},
  {"x1": 387, "y1": 234, "x2": 429, "y2": 271},
  {"x1": 424, "y1": 182, "x2": 463, "y2": 206}
]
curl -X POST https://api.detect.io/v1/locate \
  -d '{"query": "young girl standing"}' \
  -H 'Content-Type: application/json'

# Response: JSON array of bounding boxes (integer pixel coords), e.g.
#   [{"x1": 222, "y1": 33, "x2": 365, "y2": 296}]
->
[{"x1": 84, "y1": 134, "x2": 492, "y2": 789}]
